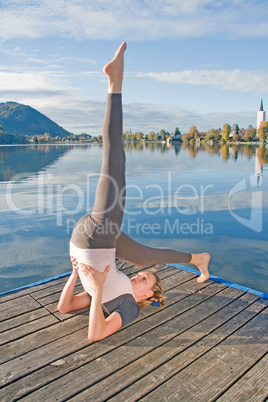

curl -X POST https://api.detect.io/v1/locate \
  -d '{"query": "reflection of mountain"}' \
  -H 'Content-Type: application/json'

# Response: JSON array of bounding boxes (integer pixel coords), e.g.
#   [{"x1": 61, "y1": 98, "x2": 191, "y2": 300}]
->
[
  {"x1": 0, "y1": 102, "x2": 73, "y2": 137},
  {"x1": 0, "y1": 145, "x2": 71, "y2": 181}
]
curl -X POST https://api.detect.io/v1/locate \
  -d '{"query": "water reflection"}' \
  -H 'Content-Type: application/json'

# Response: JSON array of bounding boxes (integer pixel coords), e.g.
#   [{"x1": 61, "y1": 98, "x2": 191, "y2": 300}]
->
[
  {"x1": 124, "y1": 141, "x2": 267, "y2": 164},
  {"x1": 1, "y1": 143, "x2": 267, "y2": 181},
  {"x1": 0, "y1": 143, "x2": 267, "y2": 294},
  {"x1": 0, "y1": 145, "x2": 71, "y2": 181}
]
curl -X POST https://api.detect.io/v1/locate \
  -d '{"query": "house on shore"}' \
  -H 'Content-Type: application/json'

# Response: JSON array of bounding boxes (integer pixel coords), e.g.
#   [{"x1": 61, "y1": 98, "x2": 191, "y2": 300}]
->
[{"x1": 167, "y1": 135, "x2": 182, "y2": 144}]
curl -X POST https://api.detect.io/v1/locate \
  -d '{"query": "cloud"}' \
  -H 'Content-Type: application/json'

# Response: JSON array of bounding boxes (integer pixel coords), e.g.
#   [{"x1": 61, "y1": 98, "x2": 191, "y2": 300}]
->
[
  {"x1": 0, "y1": 66, "x2": 259, "y2": 134},
  {"x1": 137, "y1": 70, "x2": 268, "y2": 93},
  {"x1": 0, "y1": 0, "x2": 267, "y2": 41}
]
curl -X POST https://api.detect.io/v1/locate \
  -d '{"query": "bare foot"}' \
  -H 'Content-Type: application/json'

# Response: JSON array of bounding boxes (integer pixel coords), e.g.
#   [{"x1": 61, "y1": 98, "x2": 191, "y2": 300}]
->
[
  {"x1": 190, "y1": 253, "x2": 210, "y2": 283},
  {"x1": 103, "y1": 42, "x2": 127, "y2": 93}
]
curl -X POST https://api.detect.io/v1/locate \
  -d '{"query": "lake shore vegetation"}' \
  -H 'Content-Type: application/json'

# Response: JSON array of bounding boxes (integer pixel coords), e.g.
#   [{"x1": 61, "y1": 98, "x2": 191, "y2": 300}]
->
[{"x1": 1, "y1": 122, "x2": 268, "y2": 145}]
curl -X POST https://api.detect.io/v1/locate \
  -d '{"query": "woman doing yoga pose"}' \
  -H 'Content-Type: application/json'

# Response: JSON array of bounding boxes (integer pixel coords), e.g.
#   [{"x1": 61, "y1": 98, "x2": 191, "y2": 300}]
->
[{"x1": 57, "y1": 42, "x2": 210, "y2": 341}]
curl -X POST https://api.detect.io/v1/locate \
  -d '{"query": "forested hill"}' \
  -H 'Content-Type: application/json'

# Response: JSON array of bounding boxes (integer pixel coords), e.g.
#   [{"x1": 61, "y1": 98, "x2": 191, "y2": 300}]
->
[{"x1": 0, "y1": 102, "x2": 73, "y2": 137}]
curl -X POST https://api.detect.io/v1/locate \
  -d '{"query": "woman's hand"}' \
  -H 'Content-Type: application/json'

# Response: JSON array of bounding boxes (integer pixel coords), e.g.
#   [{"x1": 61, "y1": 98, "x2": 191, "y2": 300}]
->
[
  {"x1": 70, "y1": 256, "x2": 79, "y2": 274},
  {"x1": 79, "y1": 263, "x2": 110, "y2": 291}
]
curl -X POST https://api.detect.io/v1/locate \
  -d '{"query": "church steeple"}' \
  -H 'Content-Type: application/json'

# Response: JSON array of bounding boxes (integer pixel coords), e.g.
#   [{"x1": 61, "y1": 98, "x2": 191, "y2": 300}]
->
[{"x1": 257, "y1": 98, "x2": 266, "y2": 134}]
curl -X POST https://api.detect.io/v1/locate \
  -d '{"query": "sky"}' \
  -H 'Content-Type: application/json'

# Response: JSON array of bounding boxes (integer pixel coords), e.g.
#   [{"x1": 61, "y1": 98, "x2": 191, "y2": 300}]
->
[{"x1": 0, "y1": 0, "x2": 268, "y2": 136}]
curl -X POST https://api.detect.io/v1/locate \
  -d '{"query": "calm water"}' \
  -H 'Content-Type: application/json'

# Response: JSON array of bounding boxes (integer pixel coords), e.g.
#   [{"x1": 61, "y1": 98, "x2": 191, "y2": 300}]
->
[{"x1": 0, "y1": 142, "x2": 267, "y2": 294}]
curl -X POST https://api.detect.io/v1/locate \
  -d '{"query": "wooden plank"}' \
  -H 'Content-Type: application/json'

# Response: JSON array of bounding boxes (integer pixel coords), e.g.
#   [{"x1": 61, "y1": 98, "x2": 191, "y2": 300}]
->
[
  {"x1": 95, "y1": 296, "x2": 266, "y2": 402},
  {"x1": 0, "y1": 308, "x2": 51, "y2": 333},
  {"x1": 0, "y1": 314, "x2": 88, "y2": 366},
  {"x1": 67, "y1": 290, "x2": 255, "y2": 402},
  {"x1": 0, "y1": 276, "x2": 69, "y2": 302},
  {"x1": 0, "y1": 279, "x2": 219, "y2": 399},
  {"x1": 0, "y1": 314, "x2": 59, "y2": 345},
  {"x1": 216, "y1": 353, "x2": 268, "y2": 401},
  {"x1": 6, "y1": 282, "x2": 229, "y2": 401},
  {"x1": 0, "y1": 295, "x2": 41, "y2": 321},
  {"x1": 137, "y1": 304, "x2": 268, "y2": 401}
]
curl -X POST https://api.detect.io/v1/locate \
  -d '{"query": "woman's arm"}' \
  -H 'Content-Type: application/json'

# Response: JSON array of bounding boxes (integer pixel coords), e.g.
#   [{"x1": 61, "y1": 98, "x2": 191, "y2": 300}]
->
[
  {"x1": 57, "y1": 257, "x2": 91, "y2": 313},
  {"x1": 79, "y1": 263, "x2": 122, "y2": 342}
]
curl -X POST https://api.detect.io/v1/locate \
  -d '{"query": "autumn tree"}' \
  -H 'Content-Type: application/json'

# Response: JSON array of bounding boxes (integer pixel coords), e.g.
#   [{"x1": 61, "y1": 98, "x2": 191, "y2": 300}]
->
[
  {"x1": 188, "y1": 126, "x2": 198, "y2": 139},
  {"x1": 205, "y1": 129, "x2": 221, "y2": 141},
  {"x1": 258, "y1": 121, "x2": 268, "y2": 140},
  {"x1": 243, "y1": 125, "x2": 256, "y2": 141},
  {"x1": 221, "y1": 123, "x2": 231, "y2": 142},
  {"x1": 147, "y1": 131, "x2": 155, "y2": 141},
  {"x1": 125, "y1": 131, "x2": 132, "y2": 141},
  {"x1": 134, "y1": 131, "x2": 143, "y2": 141}
]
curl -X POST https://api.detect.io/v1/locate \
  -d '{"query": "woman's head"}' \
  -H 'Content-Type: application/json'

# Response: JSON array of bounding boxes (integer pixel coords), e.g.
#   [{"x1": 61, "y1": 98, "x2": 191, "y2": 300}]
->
[{"x1": 131, "y1": 269, "x2": 165, "y2": 308}]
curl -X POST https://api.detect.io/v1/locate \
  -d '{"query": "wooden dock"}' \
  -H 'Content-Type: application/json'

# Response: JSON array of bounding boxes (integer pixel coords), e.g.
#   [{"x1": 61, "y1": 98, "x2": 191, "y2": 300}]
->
[{"x1": 1, "y1": 262, "x2": 267, "y2": 401}]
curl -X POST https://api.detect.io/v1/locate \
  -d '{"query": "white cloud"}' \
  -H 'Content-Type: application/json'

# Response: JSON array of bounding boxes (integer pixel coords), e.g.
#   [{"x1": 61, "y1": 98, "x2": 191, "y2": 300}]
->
[
  {"x1": 138, "y1": 70, "x2": 268, "y2": 93},
  {"x1": 0, "y1": 68, "x2": 258, "y2": 134},
  {"x1": 0, "y1": 0, "x2": 267, "y2": 41}
]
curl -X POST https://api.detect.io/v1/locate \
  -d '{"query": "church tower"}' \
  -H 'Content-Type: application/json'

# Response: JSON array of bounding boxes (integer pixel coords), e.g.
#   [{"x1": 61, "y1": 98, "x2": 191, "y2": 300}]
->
[{"x1": 257, "y1": 99, "x2": 266, "y2": 135}]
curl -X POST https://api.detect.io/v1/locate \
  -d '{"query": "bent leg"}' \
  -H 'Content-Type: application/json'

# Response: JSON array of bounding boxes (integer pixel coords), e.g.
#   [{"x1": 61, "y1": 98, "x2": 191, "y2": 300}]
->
[
  {"x1": 116, "y1": 230, "x2": 191, "y2": 267},
  {"x1": 116, "y1": 231, "x2": 210, "y2": 283}
]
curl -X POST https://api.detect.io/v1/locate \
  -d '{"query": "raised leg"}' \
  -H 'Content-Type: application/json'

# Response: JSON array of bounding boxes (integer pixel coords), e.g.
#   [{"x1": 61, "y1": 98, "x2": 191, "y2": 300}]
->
[
  {"x1": 116, "y1": 231, "x2": 210, "y2": 283},
  {"x1": 71, "y1": 43, "x2": 127, "y2": 249}
]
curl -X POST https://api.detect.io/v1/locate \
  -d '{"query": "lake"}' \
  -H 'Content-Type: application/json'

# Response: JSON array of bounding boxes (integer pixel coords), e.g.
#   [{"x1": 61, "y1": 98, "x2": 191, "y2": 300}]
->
[{"x1": 0, "y1": 142, "x2": 267, "y2": 295}]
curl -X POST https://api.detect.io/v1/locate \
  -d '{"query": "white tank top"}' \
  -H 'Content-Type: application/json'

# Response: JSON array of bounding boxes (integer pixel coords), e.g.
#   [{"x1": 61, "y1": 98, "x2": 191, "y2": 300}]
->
[{"x1": 69, "y1": 241, "x2": 135, "y2": 304}]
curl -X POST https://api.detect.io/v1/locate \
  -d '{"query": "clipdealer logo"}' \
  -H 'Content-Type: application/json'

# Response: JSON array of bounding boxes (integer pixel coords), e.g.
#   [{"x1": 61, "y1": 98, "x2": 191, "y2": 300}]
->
[{"x1": 228, "y1": 173, "x2": 262, "y2": 233}]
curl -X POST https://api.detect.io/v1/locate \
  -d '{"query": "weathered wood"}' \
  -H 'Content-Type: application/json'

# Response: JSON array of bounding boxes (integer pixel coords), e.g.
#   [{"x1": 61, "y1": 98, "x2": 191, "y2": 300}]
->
[
  {"x1": 69, "y1": 291, "x2": 259, "y2": 402},
  {"x1": 137, "y1": 302, "x2": 268, "y2": 401},
  {"x1": 0, "y1": 314, "x2": 88, "y2": 367},
  {"x1": 100, "y1": 297, "x2": 266, "y2": 402},
  {"x1": 10, "y1": 282, "x2": 228, "y2": 401},
  {"x1": 216, "y1": 353, "x2": 268, "y2": 401},
  {"x1": 0, "y1": 295, "x2": 41, "y2": 321},
  {"x1": 0, "y1": 313, "x2": 59, "y2": 345},
  {"x1": 0, "y1": 264, "x2": 267, "y2": 402},
  {"x1": 0, "y1": 307, "x2": 51, "y2": 333},
  {"x1": 0, "y1": 273, "x2": 214, "y2": 399},
  {"x1": 0, "y1": 276, "x2": 69, "y2": 302}
]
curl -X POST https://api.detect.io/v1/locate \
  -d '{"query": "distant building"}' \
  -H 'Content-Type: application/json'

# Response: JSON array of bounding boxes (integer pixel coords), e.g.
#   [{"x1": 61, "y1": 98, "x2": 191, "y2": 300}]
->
[
  {"x1": 257, "y1": 99, "x2": 266, "y2": 135},
  {"x1": 166, "y1": 135, "x2": 182, "y2": 143}
]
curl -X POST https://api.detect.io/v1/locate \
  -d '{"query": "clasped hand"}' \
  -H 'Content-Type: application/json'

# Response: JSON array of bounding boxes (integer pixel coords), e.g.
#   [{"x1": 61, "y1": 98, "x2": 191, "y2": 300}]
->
[{"x1": 71, "y1": 256, "x2": 110, "y2": 290}]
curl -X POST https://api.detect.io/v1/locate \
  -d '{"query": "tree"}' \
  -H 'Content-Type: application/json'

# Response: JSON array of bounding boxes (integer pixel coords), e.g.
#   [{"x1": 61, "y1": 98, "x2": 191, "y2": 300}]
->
[
  {"x1": 258, "y1": 121, "x2": 268, "y2": 141},
  {"x1": 205, "y1": 129, "x2": 221, "y2": 141},
  {"x1": 221, "y1": 123, "x2": 231, "y2": 142},
  {"x1": 148, "y1": 131, "x2": 155, "y2": 141},
  {"x1": 159, "y1": 129, "x2": 166, "y2": 141},
  {"x1": 232, "y1": 124, "x2": 239, "y2": 134},
  {"x1": 182, "y1": 133, "x2": 189, "y2": 142},
  {"x1": 232, "y1": 133, "x2": 241, "y2": 142},
  {"x1": 125, "y1": 131, "x2": 132, "y2": 141},
  {"x1": 174, "y1": 127, "x2": 181, "y2": 136},
  {"x1": 134, "y1": 131, "x2": 143, "y2": 141},
  {"x1": 188, "y1": 126, "x2": 198, "y2": 140},
  {"x1": 243, "y1": 125, "x2": 256, "y2": 141}
]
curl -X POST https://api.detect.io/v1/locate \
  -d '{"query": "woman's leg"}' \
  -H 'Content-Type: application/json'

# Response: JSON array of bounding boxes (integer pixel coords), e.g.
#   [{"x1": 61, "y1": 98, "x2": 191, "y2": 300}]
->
[
  {"x1": 116, "y1": 230, "x2": 210, "y2": 283},
  {"x1": 71, "y1": 43, "x2": 127, "y2": 249}
]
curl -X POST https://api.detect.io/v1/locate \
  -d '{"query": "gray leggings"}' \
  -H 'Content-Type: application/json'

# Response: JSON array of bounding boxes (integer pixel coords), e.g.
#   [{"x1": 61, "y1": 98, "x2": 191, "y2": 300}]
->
[{"x1": 71, "y1": 94, "x2": 191, "y2": 267}]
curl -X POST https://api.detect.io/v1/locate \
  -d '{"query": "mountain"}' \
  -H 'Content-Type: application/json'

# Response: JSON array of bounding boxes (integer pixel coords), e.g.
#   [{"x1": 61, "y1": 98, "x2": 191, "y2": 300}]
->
[{"x1": 0, "y1": 102, "x2": 73, "y2": 137}]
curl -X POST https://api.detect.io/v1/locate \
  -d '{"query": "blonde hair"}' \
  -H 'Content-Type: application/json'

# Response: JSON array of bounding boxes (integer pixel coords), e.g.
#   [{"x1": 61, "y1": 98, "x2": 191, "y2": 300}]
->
[{"x1": 138, "y1": 268, "x2": 166, "y2": 309}]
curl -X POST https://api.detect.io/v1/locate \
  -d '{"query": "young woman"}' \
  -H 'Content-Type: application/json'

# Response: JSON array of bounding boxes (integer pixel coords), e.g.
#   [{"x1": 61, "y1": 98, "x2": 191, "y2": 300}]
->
[{"x1": 57, "y1": 42, "x2": 210, "y2": 342}]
